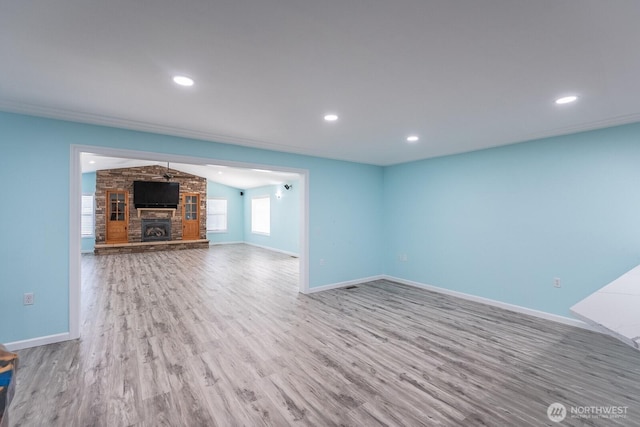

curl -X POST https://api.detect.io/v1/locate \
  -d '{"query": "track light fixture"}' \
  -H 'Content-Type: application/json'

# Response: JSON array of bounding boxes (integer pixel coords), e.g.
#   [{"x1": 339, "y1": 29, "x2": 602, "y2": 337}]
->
[{"x1": 284, "y1": 184, "x2": 293, "y2": 190}]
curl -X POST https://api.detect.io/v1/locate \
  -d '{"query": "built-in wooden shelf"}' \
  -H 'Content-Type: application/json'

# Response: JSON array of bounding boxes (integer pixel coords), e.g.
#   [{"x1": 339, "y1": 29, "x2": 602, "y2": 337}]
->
[{"x1": 136, "y1": 208, "x2": 177, "y2": 218}]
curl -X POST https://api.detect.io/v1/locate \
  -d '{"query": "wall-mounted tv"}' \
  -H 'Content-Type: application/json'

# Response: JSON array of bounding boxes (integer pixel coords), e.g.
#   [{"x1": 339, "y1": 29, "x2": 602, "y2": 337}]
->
[{"x1": 134, "y1": 181, "x2": 180, "y2": 209}]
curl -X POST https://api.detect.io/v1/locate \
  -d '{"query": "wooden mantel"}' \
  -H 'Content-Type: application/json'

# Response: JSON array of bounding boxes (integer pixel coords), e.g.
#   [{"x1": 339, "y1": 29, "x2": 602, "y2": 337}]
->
[{"x1": 136, "y1": 208, "x2": 177, "y2": 218}]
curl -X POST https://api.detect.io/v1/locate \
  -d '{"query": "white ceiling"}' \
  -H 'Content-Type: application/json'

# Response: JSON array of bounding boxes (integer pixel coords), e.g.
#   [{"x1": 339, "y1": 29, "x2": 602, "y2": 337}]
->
[
  {"x1": 2, "y1": 1, "x2": 640, "y2": 165},
  {"x1": 81, "y1": 153, "x2": 300, "y2": 189}
]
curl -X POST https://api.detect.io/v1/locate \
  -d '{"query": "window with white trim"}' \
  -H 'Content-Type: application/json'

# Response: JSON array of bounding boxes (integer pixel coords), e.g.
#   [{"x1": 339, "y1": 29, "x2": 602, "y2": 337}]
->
[
  {"x1": 207, "y1": 198, "x2": 228, "y2": 232},
  {"x1": 81, "y1": 194, "x2": 95, "y2": 237},
  {"x1": 251, "y1": 196, "x2": 270, "y2": 235}
]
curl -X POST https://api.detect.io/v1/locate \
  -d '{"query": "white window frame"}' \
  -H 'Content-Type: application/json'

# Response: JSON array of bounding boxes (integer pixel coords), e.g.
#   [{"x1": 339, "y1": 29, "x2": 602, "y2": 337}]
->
[
  {"x1": 81, "y1": 194, "x2": 95, "y2": 237},
  {"x1": 251, "y1": 195, "x2": 271, "y2": 235},
  {"x1": 207, "y1": 198, "x2": 228, "y2": 232}
]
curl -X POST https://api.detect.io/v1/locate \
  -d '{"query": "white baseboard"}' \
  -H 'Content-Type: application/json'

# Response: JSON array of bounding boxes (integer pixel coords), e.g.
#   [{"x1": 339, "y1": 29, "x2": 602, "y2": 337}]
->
[
  {"x1": 384, "y1": 275, "x2": 596, "y2": 331},
  {"x1": 244, "y1": 242, "x2": 299, "y2": 257},
  {"x1": 208, "y1": 241, "x2": 243, "y2": 246},
  {"x1": 4, "y1": 332, "x2": 72, "y2": 351},
  {"x1": 304, "y1": 275, "x2": 385, "y2": 294}
]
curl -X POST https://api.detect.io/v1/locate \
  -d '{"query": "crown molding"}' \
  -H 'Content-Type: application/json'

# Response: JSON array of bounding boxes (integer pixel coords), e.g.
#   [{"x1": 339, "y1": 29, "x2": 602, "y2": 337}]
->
[
  {"x1": 0, "y1": 100, "x2": 352, "y2": 163},
  {"x1": 514, "y1": 112, "x2": 640, "y2": 145},
  {"x1": 3, "y1": 99, "x2": 640, "y2": 167}
]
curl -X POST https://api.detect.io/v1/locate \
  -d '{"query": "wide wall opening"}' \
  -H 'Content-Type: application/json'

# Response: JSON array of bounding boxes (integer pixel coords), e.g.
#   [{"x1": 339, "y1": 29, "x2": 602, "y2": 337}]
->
[{"x1": 69, "y1": 145, "x2": 309, "y2": 340}]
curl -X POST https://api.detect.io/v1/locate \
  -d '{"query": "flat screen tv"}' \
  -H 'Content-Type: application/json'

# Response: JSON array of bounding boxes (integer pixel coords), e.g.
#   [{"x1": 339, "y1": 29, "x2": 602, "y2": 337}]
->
[{"x1": 134, "y1": 181, "x2": 180, "y2": 209}]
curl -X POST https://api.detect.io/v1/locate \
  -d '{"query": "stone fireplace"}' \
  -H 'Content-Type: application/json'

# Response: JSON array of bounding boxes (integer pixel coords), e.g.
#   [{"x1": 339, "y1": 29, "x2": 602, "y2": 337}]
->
[
  {"x1": 93, "y1": 165, "x2": 209, "y2": 254},
  {"x1": 141, "y1": 219, "x2": 171, "y2": 242}
]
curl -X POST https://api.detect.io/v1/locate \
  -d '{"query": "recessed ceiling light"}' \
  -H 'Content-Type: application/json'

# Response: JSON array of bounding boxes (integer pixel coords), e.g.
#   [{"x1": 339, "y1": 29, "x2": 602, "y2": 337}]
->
[
  {"x1": 406, "y1": 135, "x2": 419, "y2": 143},
  {"x1": 89, "y1": 160, "x2": 96, "y2": 164},
  {"x1": 172, "y1": 75, "x2": 194, "y2": 87},
  {"x1": 324, "y1": 114, "x2": 338, "y2": 122},
  {"x1": 555, "y1": 95, "x2": 578, "y2": 105},
  {"x1": 218, "y1": 171, "x2": 223, "y2": 175}
]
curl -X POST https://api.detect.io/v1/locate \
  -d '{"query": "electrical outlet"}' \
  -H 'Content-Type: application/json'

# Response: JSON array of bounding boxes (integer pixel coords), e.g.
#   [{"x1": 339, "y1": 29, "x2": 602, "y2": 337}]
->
[
  {"x1": 554, "y1": 278, "x2": 561, "y2": 288},
  {"x1": 23, "y1": 292, "x2": 34, "y2": 305}
]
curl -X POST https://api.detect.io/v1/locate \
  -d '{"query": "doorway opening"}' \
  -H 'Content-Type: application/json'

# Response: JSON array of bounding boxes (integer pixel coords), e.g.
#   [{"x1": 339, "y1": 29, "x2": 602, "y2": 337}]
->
[{"x1": 69, "y1": 144, "x2": 309, "y2": 340}]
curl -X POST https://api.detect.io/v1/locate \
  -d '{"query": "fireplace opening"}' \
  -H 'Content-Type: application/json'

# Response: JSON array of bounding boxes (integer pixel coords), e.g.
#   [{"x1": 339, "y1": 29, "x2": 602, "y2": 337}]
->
[{"x1": 141, "y1": 219, "x2": 171, "y2": 242}]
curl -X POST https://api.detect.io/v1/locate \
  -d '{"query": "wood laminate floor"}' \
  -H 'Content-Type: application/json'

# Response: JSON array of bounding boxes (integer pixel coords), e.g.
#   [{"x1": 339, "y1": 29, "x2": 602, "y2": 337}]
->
[{"x1": 10, "y1": 245, "x2": 640, "y2": 426}]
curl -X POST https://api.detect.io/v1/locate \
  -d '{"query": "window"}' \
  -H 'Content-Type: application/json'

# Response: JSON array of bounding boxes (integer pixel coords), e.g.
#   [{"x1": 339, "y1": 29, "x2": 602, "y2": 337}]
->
[
  {"x1": 81, "y1": 194, "x2": 95, "y2": 237},
  {"x1": 251, "y1": 196, "x2": 270, "y2": 235},
  {"x1": 207, "y1": 198, "x2": 228, "y2": 232}
]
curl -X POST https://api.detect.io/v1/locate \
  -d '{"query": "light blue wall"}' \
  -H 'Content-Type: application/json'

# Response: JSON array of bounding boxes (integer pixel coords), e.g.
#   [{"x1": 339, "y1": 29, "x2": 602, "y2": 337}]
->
[
  {"x1": 383, "y1": 123, "x2": 640, "y2": 317},
  {"x1": 0, "y1": 111, "x2": 384, "y2": 343},
  {"x1": 310, "y1": 163, "x2": 384, "y2": 285},
  {"x1": 243, "y1": 182, "x2": 300, "y2": 255},
  {"x1": 1, "y1": 117, "x2": 71, "y2": 342},
  {"x1": 81, "y1": 172, "x2": 96, "y2": 253},
  {"x1": 206, "y1": 180, "x2": 244, "y2": 244},
  {"x1": 82, "y1": 172, "x2": 97, "y2": 192}
]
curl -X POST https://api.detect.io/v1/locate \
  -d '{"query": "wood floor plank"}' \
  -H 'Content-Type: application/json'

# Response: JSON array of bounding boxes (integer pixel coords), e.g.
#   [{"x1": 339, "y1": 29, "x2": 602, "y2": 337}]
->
[{"x1": 9, "y1": 244, "x2": 640, "y2": 426}]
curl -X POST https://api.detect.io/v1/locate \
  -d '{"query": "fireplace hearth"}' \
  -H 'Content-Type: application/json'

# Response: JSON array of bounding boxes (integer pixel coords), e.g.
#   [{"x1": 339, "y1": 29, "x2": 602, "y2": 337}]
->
[{"x1": 141, "y1": 219, "x2": 171, "y2": 242}]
